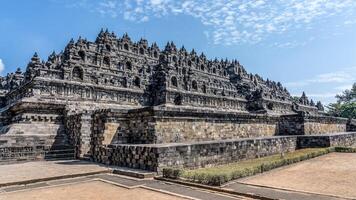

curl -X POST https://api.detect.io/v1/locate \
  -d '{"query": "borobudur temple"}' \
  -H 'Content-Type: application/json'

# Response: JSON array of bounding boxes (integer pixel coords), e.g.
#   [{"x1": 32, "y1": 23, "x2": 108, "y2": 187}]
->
[{"x1": 0, "y1": 29, "x2": 355, "y2": 172}]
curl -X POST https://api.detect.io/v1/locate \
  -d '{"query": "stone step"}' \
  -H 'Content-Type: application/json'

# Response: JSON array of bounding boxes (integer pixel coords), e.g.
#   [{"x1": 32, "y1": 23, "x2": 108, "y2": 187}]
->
[
  {"x1": 0, "y1": 146, "x2": 76, "y2": 163},
  {"x1": 43, "y1": 147, "x2": 76, "y2": 160},
  {"x1": 44, "y1": 153, "x2": 75, "y2": 160},
  {"x1": 45, "y1": 150, "x2": 75, "y2": 158},
  {"x1": 112, "y1": 166, "x2": 157, "y2": 179},
  {"x1": 46, "y1": 145, "x2": 74, "y2": 151}
]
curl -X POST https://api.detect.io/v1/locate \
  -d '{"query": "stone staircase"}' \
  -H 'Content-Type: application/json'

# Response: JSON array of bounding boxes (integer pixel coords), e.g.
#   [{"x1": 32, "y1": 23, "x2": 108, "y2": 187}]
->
[
  {"x1": 0, "y1": 143, "x2": 76, "y2": 164},
  {"x1": 0, "y1": 120, "x2": 76, "y2": 164}
]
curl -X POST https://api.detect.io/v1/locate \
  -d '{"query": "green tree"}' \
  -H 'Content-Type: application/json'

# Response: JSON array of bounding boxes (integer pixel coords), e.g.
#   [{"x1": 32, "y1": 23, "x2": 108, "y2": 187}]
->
[
  {"x1": 336, "y1": 83, "x2": 356, "y2": 103},
  {"x1": 291, "y1": 96, "x2": 300, "y2": 102},
  {"x1": 327, "y1": 83, "x2": 356, "y2": 119}
]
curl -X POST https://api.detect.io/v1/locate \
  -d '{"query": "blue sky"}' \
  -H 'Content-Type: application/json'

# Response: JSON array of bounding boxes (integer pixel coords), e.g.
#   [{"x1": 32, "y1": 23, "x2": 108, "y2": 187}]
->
[{"x1": 0, "y1": 0, "x2": 356, "y2": 104}]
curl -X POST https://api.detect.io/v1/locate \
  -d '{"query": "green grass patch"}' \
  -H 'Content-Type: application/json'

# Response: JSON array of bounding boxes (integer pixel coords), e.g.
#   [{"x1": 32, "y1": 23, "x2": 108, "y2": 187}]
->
[{"x1": 163, "y1": 148, "x2": 333, "y2": 186}]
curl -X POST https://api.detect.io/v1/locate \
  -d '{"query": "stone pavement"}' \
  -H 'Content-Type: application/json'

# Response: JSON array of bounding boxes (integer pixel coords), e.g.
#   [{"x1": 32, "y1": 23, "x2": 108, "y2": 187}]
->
[
  {"x1": 0, "y1": 173, "x2": 249, "y2": 200},
  {"x1": 0, "y1": 180, "x2": 186, "y2": 200},
  {"x1": 0, "y1": 160, "x2": 110, "y2": 186},
  {"x1": 224, "y1": 153, "x2": 356, "y2": 200},
  {"x1": 0, "y1": 159, "x2": 250, "y2": 200},
  {"x1": 1, "y1": 155, "x2": 356, "y2": 200},
  {"x1": 223, "y1": 182, "x2": 344, "y2": 200}
]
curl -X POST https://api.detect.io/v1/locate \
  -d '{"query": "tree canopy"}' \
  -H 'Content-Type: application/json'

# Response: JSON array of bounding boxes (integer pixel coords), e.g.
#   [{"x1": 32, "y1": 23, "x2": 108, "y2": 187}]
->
[{"x1": 327, "y1": 83, "x2": 356, "y2": 119}]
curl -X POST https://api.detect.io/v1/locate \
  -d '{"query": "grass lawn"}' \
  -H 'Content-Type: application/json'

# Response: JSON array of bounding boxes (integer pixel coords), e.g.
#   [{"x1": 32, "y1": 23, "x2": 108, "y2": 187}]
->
[{"x1": 163, "y1": 148, "x2": 335, "y2": 186}]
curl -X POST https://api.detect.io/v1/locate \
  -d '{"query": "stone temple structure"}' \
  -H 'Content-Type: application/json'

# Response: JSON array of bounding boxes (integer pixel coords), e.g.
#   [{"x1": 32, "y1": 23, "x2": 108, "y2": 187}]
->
[{"x1": 1, "y1": 29, "x2": 355, "y2": 172}]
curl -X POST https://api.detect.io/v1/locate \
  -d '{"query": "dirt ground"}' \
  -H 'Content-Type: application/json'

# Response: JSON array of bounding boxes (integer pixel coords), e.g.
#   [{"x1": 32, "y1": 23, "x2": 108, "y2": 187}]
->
[
  {"x1": 0, "y1": 180, "x2": 187, "y2": 200},
  {"x1": 240, "y1": 153, "x2": 356, "y2": 199}
]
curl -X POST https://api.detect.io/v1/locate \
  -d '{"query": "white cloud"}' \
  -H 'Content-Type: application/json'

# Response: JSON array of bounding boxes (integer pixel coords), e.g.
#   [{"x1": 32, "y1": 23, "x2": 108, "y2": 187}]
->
[
  {"x1": 0, "y1": 59, "x2": 5, "y2": 74},
  {"x1": 306, "y1": 93, "x2": 339, "y2": 98},
  {"x1": 97, "y1": 1, "x2": 118, "y2": 18},
  {"x1": 286, "y1": 67, "x2": 356, "y2": 87},
  {"x1": 334, "y1": 84, "x2": 354, "y2": 91},
  {"x1": 314, "y1": 72, "x2": 352, "y2": 83},
  {"x1": 287, "y1": 67, "x2": 356, "y2": 104},
  {"x1": 61, "y1": 0, "x2": 356, "y2": 46},
  {"x1": 344, "y1": 19, "x2": 356, "y2": 25},
  {"x1": 291, "y1": 91, "x2": 343, "y2": 105},
  {"x1": 272, "y1": 41, "x2": 307, "y2": 48},
  {"x1": 292, "y1": 92, "x2": 339, "y2": 105},
  {"x1": 271, "y1": 37, "x2": 315, "y2": 48}
]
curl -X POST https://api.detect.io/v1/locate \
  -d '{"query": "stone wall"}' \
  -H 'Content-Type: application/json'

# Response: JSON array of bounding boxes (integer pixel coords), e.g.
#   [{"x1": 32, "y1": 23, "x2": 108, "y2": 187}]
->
[
  {"x1": 304, "y1": 122, "x2": 346, "y2": 134},
  {"x1": 164, "y1": 90, "x2": 249, "y2": 112},
  {"x1": 91, "y1": 110, "x2": 128, "y2": 160},
  {"x1": 278, "y1": 115, "x2": 304, "y2": 135},
  {"x1": 297, "y1": 132, "x2": 356, "y2": 148},
  {"x1": 0, "y1": 102, "x2": 74, "y2": 163},
  {"x1": 329, "y1": 132, "x2": 356, "y2": 146},
  {"x1": 154, "y1": 120, "x2": 277, "y2": 143},
  {"x1": 93, "y1": 107, "x2": 351, "y2": 145},
  {"x1": 348, "y1": 119, "x2": 356, "y2": 132},
  {"x1": 65, "y1": 114, "x2": 80, "y2": 158},
  {"x1": 65, "y1": 112, "x2": 93, "y2": 159},
  {"x1": 124, "y1": 109, "x2": 156, "y2": 144},
  {"x1": 0, "y1": 134, "x2": 74, "y2": 163},
  {"x1": 278, "y1": 114, "x2": 347, "y2": 135},
  {"x1": 0, "y1": 119, "x2": 74, "y2": 163},
  {"x1": 93, "y1": 132, "x2": 356, "y2": 173},
  {"x1": 119, "y1": 107, "x2": 280, "y2": 144},
  {"x1": 95, "y1": 136, "x2": 298, "y2": 173}
]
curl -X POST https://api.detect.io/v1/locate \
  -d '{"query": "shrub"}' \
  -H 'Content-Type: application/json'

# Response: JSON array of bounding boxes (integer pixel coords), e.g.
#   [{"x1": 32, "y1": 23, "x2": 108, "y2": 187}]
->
[
  {"x1": 162, "y1": 168, "x2": 183, "y2": 179},
  {"x1": 162, "y1": 148, "x2": 333, "y2": 186},
  {"x1": 334, "y1": 146, "x2": 356, "y2": 153}
]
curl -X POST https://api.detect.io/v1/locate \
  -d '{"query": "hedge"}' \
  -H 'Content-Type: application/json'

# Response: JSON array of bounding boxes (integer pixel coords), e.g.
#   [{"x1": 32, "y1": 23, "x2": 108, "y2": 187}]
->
[
  {"x1": 334, "y1": 146, "x2": 356, "y2": 153},
  {"x1": 163, "y1": 148, "x2": 334, "y2": 186}
]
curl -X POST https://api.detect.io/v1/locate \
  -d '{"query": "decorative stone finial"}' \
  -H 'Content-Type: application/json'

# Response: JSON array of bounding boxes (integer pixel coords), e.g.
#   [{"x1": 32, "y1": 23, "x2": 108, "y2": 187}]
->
[
  {"x1": 310, "y1": 99, "x2": 315, "y2": 106},
  {"x1": 301, "y1": 91, "x2": 306, "y2": 98},
  {"x1": 316, "y1": 101, "x2": 324, "y2": 111},
  {"x1": 15, "y1": 67, "x2": 22, "y2": 74},
  {"x1": 122, "y1": 32, "x2": 130, "y2": 40},
  {"x1": 31, "y1": 52, "x2": 41, "y2": 63}
]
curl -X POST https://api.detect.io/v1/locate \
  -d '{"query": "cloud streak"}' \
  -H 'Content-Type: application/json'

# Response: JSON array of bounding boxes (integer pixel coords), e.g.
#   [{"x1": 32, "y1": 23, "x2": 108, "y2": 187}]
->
[
  {"x1": 62, "y1": 0, "x2": 356, "y2": 46},
  {"x1": 0, "y1": 59, "x2": 4, "y2": 75},
  {"x1": 286, "y1": 67, "x2": 356, "y2": 87},
  {"x1": 287, "y1": 67, "x2": 356, "y2": 104}
]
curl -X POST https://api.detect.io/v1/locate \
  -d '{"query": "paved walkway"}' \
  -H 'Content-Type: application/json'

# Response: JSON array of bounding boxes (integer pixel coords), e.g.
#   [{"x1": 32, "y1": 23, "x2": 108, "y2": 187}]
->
[
  {"x1": 0, "y1": 160, "x2": 109, "y2": 186},
  {"x1": 0, "y1": 160, "x2": 250, "y2": 200},
  {"x1": 224, "y1": 182, "x2": 344, "y2": 200},
  {"x1": 0, "y1": 174, "x2": 249, "y2": 200},
  {"x1": 224, "y1": 153, "x2": 356, "y2": 200},
  {"x1": 0, "y1": 180, "x2": 186, "y2": 200},
  {"x1": 2, "y1": 154, "x2": 355, "y2": 200}
]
